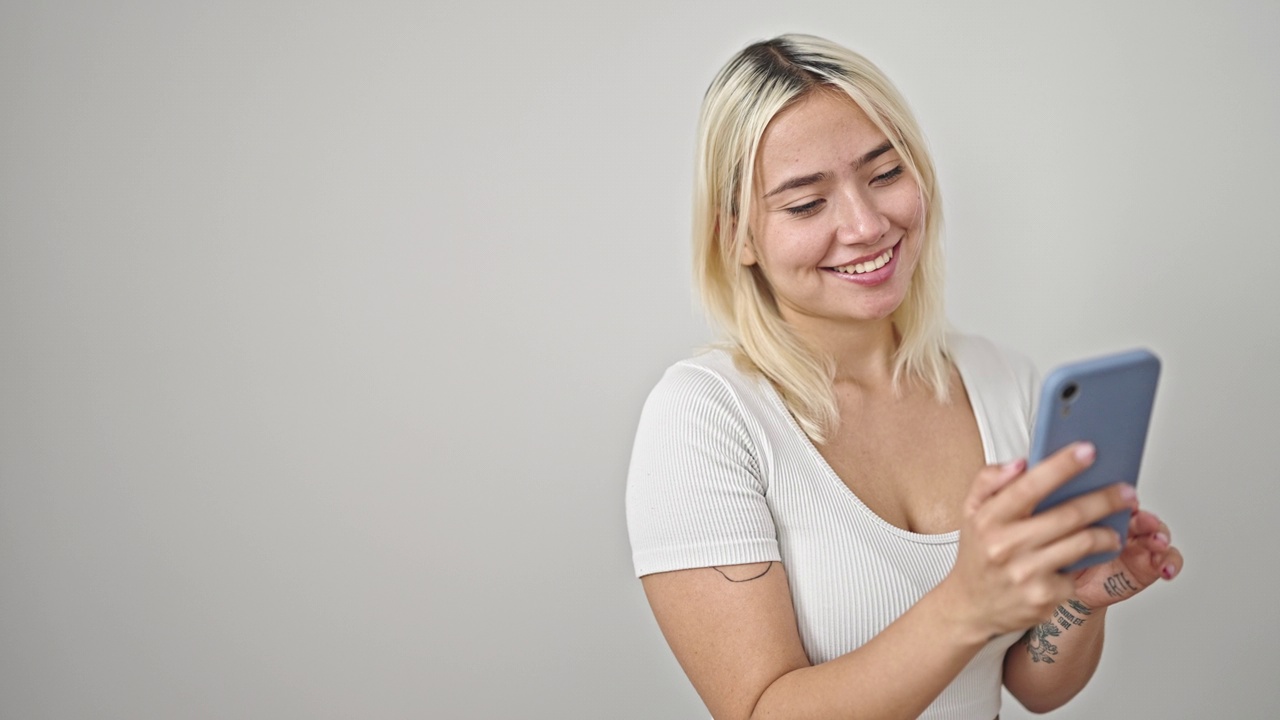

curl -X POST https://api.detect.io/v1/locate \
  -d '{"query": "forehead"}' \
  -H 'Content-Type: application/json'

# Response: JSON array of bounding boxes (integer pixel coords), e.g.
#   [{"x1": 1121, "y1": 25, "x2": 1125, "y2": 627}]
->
[{"x1": 756, "y1": 90, "x2": 887, "y2": 180}]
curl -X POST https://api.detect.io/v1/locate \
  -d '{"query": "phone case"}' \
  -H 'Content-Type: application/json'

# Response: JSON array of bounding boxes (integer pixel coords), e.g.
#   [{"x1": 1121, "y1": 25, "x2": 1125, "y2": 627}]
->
[{"x1": 1029, "y1": 349, "x2": 1161, "y2": 572}]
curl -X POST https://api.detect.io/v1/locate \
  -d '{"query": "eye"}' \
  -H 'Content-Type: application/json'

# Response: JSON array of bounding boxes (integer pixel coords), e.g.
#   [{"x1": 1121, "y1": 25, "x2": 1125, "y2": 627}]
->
[
  {"x1": 871, "y1": 165, "x2": 904, "y2": 186},
  {"x1": 784, "y1": 199, "x2": 824, "y2": 217}
]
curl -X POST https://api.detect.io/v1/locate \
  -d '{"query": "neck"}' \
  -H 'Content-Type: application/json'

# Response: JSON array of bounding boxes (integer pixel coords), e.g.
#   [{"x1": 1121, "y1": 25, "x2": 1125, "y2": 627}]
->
[{"x1": 784, "y1": 312, "x2": 899, "y2": 388}]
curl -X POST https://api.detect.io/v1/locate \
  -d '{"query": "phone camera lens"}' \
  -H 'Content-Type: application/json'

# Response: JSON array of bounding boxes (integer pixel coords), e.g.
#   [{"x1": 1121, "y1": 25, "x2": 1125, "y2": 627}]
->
[{"x1": 1061, "y1": 383, "x2": 1079, "y2": 402}]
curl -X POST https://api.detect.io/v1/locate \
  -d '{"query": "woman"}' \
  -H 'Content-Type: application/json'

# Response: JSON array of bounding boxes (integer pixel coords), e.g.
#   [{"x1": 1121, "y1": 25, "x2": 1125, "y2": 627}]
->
[{"x1": 625, "y1": 34, "x2": 1183, "y2": 719}]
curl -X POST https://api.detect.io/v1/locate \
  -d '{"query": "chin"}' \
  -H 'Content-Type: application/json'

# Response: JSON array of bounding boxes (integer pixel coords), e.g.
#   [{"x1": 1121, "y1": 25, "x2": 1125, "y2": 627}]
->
[{"x1": 856, "y1": 286, "x2": 910, "y2": 321}]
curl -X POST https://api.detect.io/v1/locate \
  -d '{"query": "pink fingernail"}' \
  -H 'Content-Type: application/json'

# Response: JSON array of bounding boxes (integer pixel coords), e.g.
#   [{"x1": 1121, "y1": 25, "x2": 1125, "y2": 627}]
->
[
  {"x1": 1154, "y1": 532, "x2": 1169, "y2": 546},
  {"x1": 1161, "y1": 564, "x2": 1177, "y2": 580},
  {"x1": 1002, "y1": 458, "x2": 1026, "y2": 474},
  {"x1": 1118, "y1": 484, "x2": 1137, "y2": 502},
  {"x1": 1074, "y1": 442, "x2": 1096, "y2": 462}
]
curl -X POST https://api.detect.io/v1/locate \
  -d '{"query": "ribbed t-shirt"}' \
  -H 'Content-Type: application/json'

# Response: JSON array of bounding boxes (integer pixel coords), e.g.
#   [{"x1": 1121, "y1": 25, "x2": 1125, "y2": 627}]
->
[{"x1": 626, "y1": 334, "x2": 1040, "y2": 719}]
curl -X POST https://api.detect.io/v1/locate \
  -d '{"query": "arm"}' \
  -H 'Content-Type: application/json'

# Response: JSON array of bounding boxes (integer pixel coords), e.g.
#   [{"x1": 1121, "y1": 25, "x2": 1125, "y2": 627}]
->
[
  {"x1": 639, "y1": 447, "x2": 1136, "y2": 720},
  {"x1": 1002, "y1": 508, "x2": 1183, "y2": 712},
  {"x1": 642, "y1": 561, "x2": 991, "y2": 720},
  {"x1": 1003, "y1": 601, "x2": 1108, "y2": 712}
]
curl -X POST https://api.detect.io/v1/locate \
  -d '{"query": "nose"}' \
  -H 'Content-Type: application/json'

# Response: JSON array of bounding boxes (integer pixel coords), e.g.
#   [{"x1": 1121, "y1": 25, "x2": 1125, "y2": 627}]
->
[{"x1": 833, "y1": 188, "x2": 890, "y2": 246}]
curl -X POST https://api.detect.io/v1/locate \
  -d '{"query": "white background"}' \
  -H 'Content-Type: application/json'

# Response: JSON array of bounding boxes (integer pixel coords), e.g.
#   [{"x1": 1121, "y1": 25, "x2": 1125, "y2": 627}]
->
[{"x1": 2, "y1": 1, "x2": 1277, "y2": 717}]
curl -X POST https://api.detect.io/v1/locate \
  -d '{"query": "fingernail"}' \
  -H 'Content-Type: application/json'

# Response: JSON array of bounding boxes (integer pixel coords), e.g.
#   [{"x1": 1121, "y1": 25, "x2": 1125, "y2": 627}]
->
[
  {"x1": 1002, "y1": 458, "x2": 1026, "y2": 474},
  {"x1": 1154, "y1": 532, "x2": 1169, "y2": 546},
  {"x1": 1162, "y1": 564, "x2": 1177, "y2": 580},
  {"x1": 1074, "y1": 442, "x2": 1096, "y2": 463},
  {"x1": 1118, "y1": 484, "x2": 1137, "y2": 503}
]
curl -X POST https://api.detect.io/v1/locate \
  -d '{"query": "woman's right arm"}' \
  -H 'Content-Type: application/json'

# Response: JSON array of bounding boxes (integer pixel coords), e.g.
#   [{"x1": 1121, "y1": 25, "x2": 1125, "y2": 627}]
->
[
  {"x1": 643, "y1": 559, "x2": 988, "y2": 720},
  {"x1": 640, "y1": 446, "x2": 1134, "y2": 720}
]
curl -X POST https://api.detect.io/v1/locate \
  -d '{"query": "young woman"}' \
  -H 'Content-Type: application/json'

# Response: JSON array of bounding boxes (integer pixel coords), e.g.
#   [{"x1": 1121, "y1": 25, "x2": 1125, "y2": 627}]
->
[{"x1": 626, "y1": 34, "x2": 1183, "y2": 719}]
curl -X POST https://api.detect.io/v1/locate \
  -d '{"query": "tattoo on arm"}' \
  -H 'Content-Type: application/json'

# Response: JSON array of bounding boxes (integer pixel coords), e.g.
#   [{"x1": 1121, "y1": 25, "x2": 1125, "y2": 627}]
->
[
  {"x1": 1022, "y1": 599, "x2": 1093, "y2": 664},
  {"x1": 1023, "y1": 620, "x2": 1062, "y2": 663},
  {"x1": 712, "y1": 562, "x2": 773, "y2": 583},
  {"x1": 1103, "y1": 571, "x2": 1140, "y2": 598}
]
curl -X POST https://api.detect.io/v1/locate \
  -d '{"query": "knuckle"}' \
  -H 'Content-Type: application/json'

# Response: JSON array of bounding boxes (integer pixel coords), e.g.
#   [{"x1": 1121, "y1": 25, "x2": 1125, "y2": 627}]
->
[
  {"x1": 985, "y1": 539, "x2": 1012, "y2": 565},
  {"x1": 973, "y1": 464, "x2": 1003, "y2": 492},
  {"x1": 1054, "y1": 445, "x2": 1086, "y2": 471},
  {"x1": 973, "y1": 507, "x2": 993, "y2": 527},
  {"x1": 1028, "y1": 583, "x2": 1055, "y2": 608},
  {"x1": 1059, "y1": 503, "x2": 1086, "y2": 529},
  {"x1": 1009, "y1": 481, "x2": 1037, "y2": 507},
  {"x1": 1110, "y1": 485, "x2": 1134, "y2": 510},
  {"x1": 1007, "y1": 563, "x2": 1032, "y2": 587},
  {"x1": 1077, "y1": 529, "x2": 1111, "y2": 556}
]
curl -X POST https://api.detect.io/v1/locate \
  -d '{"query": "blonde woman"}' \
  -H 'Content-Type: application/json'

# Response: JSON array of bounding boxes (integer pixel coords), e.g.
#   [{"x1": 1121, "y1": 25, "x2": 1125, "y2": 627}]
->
[{"x1": 626, "y1": 34, "x2": 1182, "y2": 720}]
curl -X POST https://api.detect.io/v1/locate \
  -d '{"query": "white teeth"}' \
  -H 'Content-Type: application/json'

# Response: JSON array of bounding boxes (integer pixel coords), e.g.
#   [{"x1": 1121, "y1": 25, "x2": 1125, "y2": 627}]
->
[{"x1": 833, "y1": 246, "x2": 893, "y2": 275}]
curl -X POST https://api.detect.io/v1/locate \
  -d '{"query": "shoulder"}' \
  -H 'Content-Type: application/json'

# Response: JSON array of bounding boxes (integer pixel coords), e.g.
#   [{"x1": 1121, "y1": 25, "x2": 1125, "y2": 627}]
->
[
  {"x1": 948, "y1": 332, "x2": 1042, "y2": 438},
  {"x1": 949, "y1": 332, "x2": 1038, "y2": 397},
  {"x1": 626, "y1": 348, "x2": 783, "y2": 576},
  {"x1": 640, "y1": 347, "x2": 772, "y2": 426}
]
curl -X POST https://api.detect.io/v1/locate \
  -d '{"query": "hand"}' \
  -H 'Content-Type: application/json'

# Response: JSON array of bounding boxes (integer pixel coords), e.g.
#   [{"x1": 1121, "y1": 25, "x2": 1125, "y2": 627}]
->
[
  {"x1": 1072, "y1": 508, "x2": 1183, "y2": 609},
  {"x1": 943, "y1": 443, "x2": 1137, "y2": 641}
]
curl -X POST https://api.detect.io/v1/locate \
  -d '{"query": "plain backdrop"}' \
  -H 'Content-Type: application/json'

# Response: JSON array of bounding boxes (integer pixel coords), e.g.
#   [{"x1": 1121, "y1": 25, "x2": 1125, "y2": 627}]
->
[{"x1": 3, "y1": 1, "x2": 1278, "y2": 718}]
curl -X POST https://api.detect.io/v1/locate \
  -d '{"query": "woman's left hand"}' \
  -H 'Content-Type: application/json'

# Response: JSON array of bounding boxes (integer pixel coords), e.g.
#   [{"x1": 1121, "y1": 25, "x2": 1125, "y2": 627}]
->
[{"x1": 1071, "y1": 507, "x2": 1183, "y2": 609}]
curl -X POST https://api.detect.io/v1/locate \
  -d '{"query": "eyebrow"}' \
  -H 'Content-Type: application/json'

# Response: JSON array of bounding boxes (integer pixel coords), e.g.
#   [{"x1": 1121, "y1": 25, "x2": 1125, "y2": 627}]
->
[{"x1": 763, "y1": 140, "x2": 897, "y2": 199}]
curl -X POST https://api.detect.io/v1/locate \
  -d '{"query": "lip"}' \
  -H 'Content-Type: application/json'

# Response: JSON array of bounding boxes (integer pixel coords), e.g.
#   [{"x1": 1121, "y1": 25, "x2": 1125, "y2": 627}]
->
[{"x1": 822, "y1": 240, "x2": 901, "y2": 287}]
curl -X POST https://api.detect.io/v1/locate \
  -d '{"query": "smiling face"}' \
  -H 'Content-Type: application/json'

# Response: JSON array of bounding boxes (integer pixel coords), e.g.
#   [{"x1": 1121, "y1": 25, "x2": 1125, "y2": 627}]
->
[{"x1": 744, "y1": 89, "x2": 924, "y2": 335}]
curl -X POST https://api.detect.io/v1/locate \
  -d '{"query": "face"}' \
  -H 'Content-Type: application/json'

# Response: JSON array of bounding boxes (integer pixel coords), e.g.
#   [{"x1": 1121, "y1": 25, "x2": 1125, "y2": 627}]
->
[{"x1": 743, "y1": 89, "x2": 924, "y2": 333}]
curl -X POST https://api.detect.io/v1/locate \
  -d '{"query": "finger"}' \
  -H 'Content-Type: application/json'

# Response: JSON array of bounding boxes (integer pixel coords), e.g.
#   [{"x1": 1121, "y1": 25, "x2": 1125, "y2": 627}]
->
[
  {"x1": 1128, "y1": 510, "x2": 1163, "y2": 538},
  {"x1": 1127, "y1": 516, "x2": 1171, "y2": 551},
  {"x1": 1159, "y1": 547, "x2": 1184, "y2": 581},
  {"x1": 986, "y1": 442, "x2": 1096, "y2": 521},
  {"x1": 1118, "y1": 535, "x2": 1180, "y2": 588},
  {"x1": 1004, "y1": 561, "x2": 1076, "y2": 613},
  {"x1": 966, "y1": 458, "x2": 1026, "y2": 510},
  {"x1": 1037, "y1": 525, "x2": 1123, "y2": 574},
  {"x1": 1016, "y1": 482, "x2": 1137, "y2": 550},
  {"x1": 1130, "y1": 531, "x2": 1170, "y2": 553}
]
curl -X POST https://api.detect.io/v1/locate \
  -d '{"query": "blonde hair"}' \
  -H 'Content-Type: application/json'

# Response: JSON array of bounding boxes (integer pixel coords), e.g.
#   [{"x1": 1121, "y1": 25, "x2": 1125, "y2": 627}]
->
[{"x1": 693, "y1": 34, "x2": 949, "y2": 444}]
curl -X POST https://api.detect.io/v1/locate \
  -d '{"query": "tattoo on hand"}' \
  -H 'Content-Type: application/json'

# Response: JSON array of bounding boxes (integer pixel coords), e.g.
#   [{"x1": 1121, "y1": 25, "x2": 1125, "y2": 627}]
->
[
  {"x1": 712, "y1": 562, "x2": 773, "y2": 583},
  {"x1": 1023, "y1": 600, "x2": 1092, "y2": 664},
  {"x1": 1103, "y1": 571, "x2": 1139, "y2": 598}
]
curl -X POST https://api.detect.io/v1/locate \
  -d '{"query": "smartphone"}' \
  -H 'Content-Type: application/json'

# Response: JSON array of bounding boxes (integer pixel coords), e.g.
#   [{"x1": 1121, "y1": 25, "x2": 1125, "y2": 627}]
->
[{"x1": 1029, "y1": 349, "x2": 1161, "y2": 572}]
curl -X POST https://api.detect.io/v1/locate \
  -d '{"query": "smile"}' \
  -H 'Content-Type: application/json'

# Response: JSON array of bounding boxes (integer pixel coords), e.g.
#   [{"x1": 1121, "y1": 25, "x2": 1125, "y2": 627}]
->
[{"x1": 829, "y1": 246, "x2": 894, "y2": 275}]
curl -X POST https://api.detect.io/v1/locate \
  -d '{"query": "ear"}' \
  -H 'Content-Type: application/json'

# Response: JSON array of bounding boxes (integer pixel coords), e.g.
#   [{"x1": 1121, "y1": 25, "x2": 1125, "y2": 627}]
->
[{"x1": 737, "y1": 225, "x2": 758, "y2": 267}]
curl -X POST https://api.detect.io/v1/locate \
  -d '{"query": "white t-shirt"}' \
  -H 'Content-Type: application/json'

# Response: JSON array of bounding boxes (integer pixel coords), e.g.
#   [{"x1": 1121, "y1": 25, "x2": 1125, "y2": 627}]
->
[{"x1": 626, "y1": 334, "x2": 1039, "y2": 719}]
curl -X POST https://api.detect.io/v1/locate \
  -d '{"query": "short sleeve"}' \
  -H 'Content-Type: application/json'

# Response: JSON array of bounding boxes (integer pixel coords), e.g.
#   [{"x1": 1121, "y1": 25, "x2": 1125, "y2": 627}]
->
[
  {"x1": 949, "y1": 333, "x2": 1043, "y2": 462},
  {"x1": 625, "y1": 362, "x2": 781, "y2": 577},
  {"x1": 1001, "y1": 345, "x2": 1041, "y2": 432}
]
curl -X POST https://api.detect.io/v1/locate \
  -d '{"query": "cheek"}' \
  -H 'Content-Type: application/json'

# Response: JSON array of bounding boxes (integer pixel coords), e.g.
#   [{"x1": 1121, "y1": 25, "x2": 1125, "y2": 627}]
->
[
  {"x1": 888, "y1": 186, "x2": 925, "y2": 230},
  {"x1": 783, "y1": 220, "x2": 834, "y2": 261},
  {"x1": 752, "y1": 221, "x2": 816, "y2": 271}
]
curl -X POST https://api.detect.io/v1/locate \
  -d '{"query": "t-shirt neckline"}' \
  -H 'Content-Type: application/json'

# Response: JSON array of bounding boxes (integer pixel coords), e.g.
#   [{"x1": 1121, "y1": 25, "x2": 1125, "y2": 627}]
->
[{"x1": 758, "y1": 337, "x2": 995, "y2": 545}]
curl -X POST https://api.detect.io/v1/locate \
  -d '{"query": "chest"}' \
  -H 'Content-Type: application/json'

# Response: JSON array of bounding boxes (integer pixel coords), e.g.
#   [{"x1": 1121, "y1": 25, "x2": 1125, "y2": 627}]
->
[{"x1": 816, "y1": 382, "x2": 985, "y2": 534}]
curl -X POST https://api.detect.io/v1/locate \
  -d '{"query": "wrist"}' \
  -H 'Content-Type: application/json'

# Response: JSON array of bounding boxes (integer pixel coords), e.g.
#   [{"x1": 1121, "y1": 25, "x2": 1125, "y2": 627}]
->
[
  {"x1": 1048, "y1": 598, "x2": 1105, "y2": 631},
  {"x1": 927, "y1": 575, "x2": 1001, "y2": 650}
]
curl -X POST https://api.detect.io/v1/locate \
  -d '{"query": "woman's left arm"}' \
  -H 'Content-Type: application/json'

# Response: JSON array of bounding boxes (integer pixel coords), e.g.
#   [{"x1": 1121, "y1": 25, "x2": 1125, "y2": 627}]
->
[{"x1": 1003, "y1": 508, "x2": 1184, "y2": 712}]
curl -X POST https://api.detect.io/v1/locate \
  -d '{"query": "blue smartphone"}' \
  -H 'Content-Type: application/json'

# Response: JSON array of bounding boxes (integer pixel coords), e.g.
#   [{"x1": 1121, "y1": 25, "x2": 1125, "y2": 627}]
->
[{"x1": 1029, "y1": 349, "x2": 1161, "y2": 572}]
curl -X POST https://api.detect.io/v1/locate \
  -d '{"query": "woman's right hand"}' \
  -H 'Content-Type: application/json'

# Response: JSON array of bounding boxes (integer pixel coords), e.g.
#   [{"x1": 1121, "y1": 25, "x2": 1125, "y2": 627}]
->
[{"x1": 941, "y1": 442, "x2": 1138, "y2": 641}]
